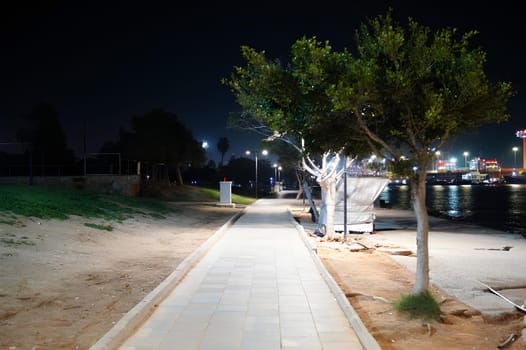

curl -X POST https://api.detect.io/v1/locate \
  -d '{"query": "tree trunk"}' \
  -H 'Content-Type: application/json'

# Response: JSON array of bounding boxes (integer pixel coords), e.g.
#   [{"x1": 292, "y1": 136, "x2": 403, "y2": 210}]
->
[
  {"x1": 321, "y1": 177, "x2": 337, "y2": 240},
  {"x1": 176, "y1": 164, "x2": 184, "y2": 185},
  {"x1": 412, "y1": 170, "x2": 430, "y2": 294},
  {"x1": 295, "y1": 170, "x2": 305, "y2": 200}
]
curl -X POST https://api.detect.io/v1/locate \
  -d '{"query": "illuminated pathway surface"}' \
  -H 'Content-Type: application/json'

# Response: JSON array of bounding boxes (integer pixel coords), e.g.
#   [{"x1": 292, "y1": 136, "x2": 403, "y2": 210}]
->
[{"x1": 117, "y1": 198, "x2": 371, "y2": 350}]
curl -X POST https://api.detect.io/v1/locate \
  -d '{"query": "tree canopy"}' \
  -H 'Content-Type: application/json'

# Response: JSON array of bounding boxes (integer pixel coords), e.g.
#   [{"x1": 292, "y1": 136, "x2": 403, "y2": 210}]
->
[
  {"x1": 102, "y1": 108, "x2": 206, "y2": 184},
  {"x1": 216, "y1": 137, "x2": 230, "y2": 167},
  {"x1": 223, "y1": 39, "x2": 369, "y2": 156},
  {"x1": 16, "y1": 102, "x2": 75, "y2": 167}
]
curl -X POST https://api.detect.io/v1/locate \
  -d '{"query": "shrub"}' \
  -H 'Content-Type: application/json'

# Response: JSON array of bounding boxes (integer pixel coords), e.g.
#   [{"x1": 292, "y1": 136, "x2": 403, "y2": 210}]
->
[{"x1": 394, "y1": 291, "x2": 441, "y2": 321}]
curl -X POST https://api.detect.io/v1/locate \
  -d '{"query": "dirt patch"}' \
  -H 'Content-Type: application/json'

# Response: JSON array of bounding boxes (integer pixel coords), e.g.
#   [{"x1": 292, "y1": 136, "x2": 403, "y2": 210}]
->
[
  {"x1": 318, "y1": 246, "x2": 524, "y2": 349},
  {"x1": 290, "y1": 203, "x2": 526, "y2": 350},
  {"x1": 0, "y1": 204, "x2": 242, "y2": 350}
]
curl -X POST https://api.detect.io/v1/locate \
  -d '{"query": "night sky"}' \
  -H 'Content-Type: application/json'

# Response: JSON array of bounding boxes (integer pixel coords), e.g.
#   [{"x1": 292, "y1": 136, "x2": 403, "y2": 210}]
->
[{"x1": 1, "y1": 1, "x2": 524, "y2": 167}]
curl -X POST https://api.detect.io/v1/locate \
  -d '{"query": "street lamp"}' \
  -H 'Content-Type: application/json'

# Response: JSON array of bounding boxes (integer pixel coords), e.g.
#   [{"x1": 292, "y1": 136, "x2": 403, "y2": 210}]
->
[
  {"x1": 278, "y1": 166, "x2": 282, "y2": 182},
  {"x1": 435, "y1": 151, "x2": 441, "y2": 171},
  {"x1": 513, "y1": 147, "x2": 519, "y2": 169},
  {"x1": 463, "y1": 151, "x2": 469, "y2": 169},
  {"x1": 246, "y1": 149, "x2": 268, "y2": 198}
]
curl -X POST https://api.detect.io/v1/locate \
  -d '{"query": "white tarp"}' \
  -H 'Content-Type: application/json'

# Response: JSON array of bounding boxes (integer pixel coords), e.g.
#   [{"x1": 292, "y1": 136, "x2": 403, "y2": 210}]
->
[{"x1": 320, "y1": 176, "x2": 389, "y2": 233}]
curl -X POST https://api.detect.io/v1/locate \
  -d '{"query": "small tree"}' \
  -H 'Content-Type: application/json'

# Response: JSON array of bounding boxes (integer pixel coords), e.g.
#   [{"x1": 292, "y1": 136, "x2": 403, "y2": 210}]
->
[
  {"x1": 329, "y1": 13, "x2": 513, "y2": 293},
  {"x1": 223, "y1": 40, "x2": 368, "y2": 239}
]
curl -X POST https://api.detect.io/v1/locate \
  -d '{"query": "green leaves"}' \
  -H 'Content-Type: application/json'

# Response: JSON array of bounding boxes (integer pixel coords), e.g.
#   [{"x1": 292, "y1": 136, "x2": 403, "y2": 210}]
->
[{"x1": 223, "y1": 11, "x2": 514, "y2": 172}]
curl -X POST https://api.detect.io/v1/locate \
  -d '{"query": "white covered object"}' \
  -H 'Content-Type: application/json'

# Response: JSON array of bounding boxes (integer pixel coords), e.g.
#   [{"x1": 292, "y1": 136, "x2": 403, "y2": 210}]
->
[{"x1": 320, "y1": 176, "x2": 389, "y2": 233}]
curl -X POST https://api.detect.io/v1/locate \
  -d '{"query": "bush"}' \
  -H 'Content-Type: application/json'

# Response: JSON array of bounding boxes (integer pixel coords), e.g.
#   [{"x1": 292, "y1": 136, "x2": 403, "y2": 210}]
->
[{"x1": 394, "y1": 291, "x2": 441, "y2": 321}]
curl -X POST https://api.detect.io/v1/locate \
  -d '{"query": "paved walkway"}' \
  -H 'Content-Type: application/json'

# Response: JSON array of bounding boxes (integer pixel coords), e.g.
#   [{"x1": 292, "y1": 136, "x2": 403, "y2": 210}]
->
[{"x1": 111, "y1": 198, "x2": 370, "y2": 349}]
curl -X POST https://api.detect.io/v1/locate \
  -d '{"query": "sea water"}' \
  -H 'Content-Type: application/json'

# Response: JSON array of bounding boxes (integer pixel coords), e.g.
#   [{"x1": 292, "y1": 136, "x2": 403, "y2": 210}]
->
[{"x1": 380, "y1": 184, "x2": 526, "y2": 234}]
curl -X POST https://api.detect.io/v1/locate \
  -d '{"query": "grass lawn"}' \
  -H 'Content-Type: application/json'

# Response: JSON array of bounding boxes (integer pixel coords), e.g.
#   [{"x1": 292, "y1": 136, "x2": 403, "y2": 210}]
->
[{"x1": 0, "y1": 184, "x2": 173, "y2": 223}]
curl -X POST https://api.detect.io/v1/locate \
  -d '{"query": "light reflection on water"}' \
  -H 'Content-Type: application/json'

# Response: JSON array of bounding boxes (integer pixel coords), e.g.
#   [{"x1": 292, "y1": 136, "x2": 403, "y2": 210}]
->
[{"x1": 379, "y1": 184, "x2": 526, "y2": 234}]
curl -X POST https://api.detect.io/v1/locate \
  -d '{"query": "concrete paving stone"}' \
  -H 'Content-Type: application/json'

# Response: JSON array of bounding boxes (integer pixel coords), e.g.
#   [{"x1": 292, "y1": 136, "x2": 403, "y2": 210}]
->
[
  {"x1": 318, "y1": 331, "x2": 362, "y2": 343},
  {"x1": 244, "y1": 315, "x2": 280, "y2": 328},
  {"x1": 249, "y1": 295, "x2": 279, "y2": 305},
  {"x1": 105, "y1": 198, "x2": 369, "y2": 350},
  {"x1": 157, "y1": 329, "x2": 205, "y2": 350},
  {"x1": 208, "y1": 310, "x2": 246, "y2": 324},
  {"x1": 199, "y1": 335, "x2": 242, "y2": 350},
  {"x1": 251, "y1": 286, "x2": 278, "y2": 295},
  {"x1": 189, "y1": 294, "x2": 222, "y2": 305},
  {"x1": 247, "y1": 302, "x2": 280, "y2": 315},
  {"x1": 282, "y1": 335, "x2": 323, "y2": 349},
  {"x1": 314, "y1": 317, "x2": 353, "y2": 333},
  {"x1": 323, "y1": 342, "x2": 364, "y2": 350},
  {"x1": 277, "y1": 286, "x2": 305, "y2": 296},
  {"x1": 281, "y1": 323, "x2": 318, "y2": 337},
  {"x1": 215, "y1": 303, "x2": 248, "y2": 312},
  {"x1": 279, "y1": 302, "x2": 312, "y2": 313},
  {"x1": 240, "y1": 330, "x2": 281, "y2": 349},
  {"x1": 279, "y1": 312, "x2": 314, "y2": 324},
  {"x1": 280, "y1": 295, "x2": 309, "y2": 305},
  {"x1": 312, "y1": 307, "x2": 349, "y2": 318},
  {"x1": 155, "y1": 295, "x2": 191, "y2": 307},
  {"x1": 220, "y1": 294, "x2": 250, "y2": 305}
]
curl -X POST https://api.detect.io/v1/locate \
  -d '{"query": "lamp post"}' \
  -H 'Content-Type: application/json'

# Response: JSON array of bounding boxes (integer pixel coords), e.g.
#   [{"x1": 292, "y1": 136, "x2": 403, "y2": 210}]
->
[
  {"x1": 246, "y1": 149, "x2": 268, "y2": 198},
  {"x1": 278, "y1": 166, "x2": 282, "y2": 181},
  {"x1": 513, "y1": 147, "x2": 519, "y2": 169},
  {"x1": 435, "y1": 151, "x2": 441, "y2": 171},
  {"x1": 463, "y1": 151, "x2": 469, "y2": 169}
]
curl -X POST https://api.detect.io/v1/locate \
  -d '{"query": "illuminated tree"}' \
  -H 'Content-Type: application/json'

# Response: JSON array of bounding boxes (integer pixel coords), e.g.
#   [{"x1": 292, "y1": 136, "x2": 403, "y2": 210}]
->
[{"x1": 223, "y1": 39, "x2": 369, "y2": 239}]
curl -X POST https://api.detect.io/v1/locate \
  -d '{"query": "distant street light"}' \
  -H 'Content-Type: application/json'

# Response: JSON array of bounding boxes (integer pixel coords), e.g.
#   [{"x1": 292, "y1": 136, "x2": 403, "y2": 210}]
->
[
  {"x1": 463, "y1": 151, "x2": 469, "y2": 169},
  {"x1": 246, "y1": 149, "x2": 268, "y2": 198},
  {"x1": 513, "y1": 147, "x2": 519, "y2": 169},
  {"x1": 278, "y1": 166, "x2": 282, "y2": 182},
  {"x1": 435, "y1": 150, "x2": 441, "y2": 171}
]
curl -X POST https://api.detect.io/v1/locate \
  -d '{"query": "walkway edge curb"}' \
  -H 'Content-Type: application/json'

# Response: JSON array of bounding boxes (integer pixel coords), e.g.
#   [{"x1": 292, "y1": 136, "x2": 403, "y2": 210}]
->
[
  {"x1": 289, "y1": 211, "x2": 382, "y2": 350},
  {"x1": 90, "y1": 209, "x2": 246, "y2": 350}
]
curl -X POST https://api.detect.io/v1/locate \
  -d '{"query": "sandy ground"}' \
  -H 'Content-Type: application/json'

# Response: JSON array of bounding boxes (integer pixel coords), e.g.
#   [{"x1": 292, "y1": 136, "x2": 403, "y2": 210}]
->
[
  {"x1": 0, "y1": 204, "x2": 242, "y2": 350},
  {"x1": 292, "y1": 208, "x2": 526, "y2": 350}
]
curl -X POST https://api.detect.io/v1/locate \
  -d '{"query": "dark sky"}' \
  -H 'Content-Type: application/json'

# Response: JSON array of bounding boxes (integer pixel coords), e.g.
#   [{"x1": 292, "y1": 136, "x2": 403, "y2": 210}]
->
[{"x1": 1, "y1": 1, "x2": 524, "y2": 167}]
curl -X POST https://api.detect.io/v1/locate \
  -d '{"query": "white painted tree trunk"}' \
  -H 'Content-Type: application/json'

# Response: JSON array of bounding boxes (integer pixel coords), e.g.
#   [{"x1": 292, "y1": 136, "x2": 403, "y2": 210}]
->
[
  {"x1": 302, "y1": 153, "x2": 345, "y2": 241},
  {"x1": 318, "y1": 176, "x2": 337, "y2": 240},
  {"x1": 412, "y1": 169, "x2": 430, "y2": 293}
]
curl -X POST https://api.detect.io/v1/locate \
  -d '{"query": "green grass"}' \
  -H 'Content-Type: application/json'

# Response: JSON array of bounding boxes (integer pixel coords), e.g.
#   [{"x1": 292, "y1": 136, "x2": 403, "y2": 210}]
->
[
  {"x1": 0, "y1": 236, "x2": 35, "y2": 246},
  {"x1": 0, "y1": 184, "x2": 173, "y2": 221},
  {"x1": 0, "y1": 218, "x2": 18, "y2": 225},
  {"x1": 394, "y1": 291, "x2": 441, "y2": 321},
  {"x1": 84, "y1": 222, "x2": 114, "y2": 231}
]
